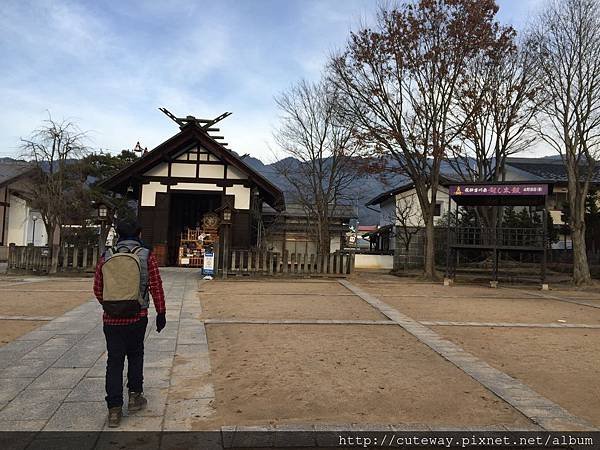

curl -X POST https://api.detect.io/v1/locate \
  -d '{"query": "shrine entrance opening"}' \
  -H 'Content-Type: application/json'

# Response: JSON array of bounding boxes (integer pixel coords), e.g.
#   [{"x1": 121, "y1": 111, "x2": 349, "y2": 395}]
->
[{"x1": 168, "y1": 192, "x2": 221, "y2": 267}]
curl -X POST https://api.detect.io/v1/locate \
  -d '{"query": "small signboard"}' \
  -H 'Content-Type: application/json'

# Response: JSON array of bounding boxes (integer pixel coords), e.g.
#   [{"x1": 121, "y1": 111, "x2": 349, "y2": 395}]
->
[
  {"x1": 449, "y1": 184, "x2": 548, "y2": 197},
  {"x1": 180, "y1": 257, "x2": 190, "y2": 265},
  {"x1": 203, "y1": 252, "x2": 214, "y2": 276}
]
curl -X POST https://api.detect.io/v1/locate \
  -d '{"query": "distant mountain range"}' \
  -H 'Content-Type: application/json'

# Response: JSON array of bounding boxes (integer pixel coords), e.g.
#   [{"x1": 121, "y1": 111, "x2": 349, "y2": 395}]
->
[
  {"x1": 239, "y1": 154, "x2": 402, "y2": 225},
  {"x1": 2, "y1": 153, "x2": 567, "y2": 226}
]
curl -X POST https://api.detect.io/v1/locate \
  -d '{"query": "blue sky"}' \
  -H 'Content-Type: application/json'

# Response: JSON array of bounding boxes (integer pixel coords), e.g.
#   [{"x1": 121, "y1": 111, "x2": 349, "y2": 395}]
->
[{"x1": 0, "y1": 0, "x2": 545, "y2": 161}]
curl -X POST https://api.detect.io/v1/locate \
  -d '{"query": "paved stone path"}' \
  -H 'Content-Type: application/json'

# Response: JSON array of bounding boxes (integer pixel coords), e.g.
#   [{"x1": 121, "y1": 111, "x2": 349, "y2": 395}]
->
[
  {"x1": 0, "y1": 268, "x2": 213, "y2": 432},
  {"x1": 339, "y1": 280, "x2": 597, "y2": 432}
]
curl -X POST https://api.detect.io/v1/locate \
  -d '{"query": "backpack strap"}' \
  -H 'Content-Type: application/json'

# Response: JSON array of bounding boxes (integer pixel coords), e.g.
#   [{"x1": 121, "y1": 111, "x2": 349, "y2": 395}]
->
[{"x1": 129, "y1": 246, "x2": 149, "y2": 300}]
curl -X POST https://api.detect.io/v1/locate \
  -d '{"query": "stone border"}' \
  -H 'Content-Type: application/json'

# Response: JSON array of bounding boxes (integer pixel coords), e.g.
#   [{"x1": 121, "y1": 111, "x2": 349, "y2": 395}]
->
[
  {"x1": 0, "y1": 314, "x2": 55, "y2": 321},
  {"x1": 420, "y1": 320, "x2": 600, "y2": 329},
  {"x1": 338, "y1": 280, "x2": 598, "y2": 432},
  {"x1": 203, "y1": 319, "x2": 394, "y2": 325},
  {"x1": 203, "y1": 318, "x2": 600, "y2": 329},
  {"x1": 513, "y1": 289, "x2": 600, "y2": 310}
]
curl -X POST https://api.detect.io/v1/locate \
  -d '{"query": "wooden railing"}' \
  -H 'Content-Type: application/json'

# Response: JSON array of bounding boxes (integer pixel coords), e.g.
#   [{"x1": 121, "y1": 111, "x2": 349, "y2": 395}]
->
[
  {"x1": 226, "y1": 250, "x2": 355, "y2": 276},
  {"x1": 7, "y1": 244, "x2": 99, "y2": 273}
]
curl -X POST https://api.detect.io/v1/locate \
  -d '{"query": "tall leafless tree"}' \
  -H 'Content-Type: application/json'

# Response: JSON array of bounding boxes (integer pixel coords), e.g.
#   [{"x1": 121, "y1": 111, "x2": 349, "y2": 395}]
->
[
  {"x1": 448, "y1": 37, "x2": 541, "y2": 228},
  {"x1": 273, "y1": 79, "x2": 360, "y2": 254},
  {"x1": 449, "y1": 39, "x2": 540, "y2": 183},
  {"x1": 20, "y1": 115, "x2": 88, "y2": 273},
  {"x1": 530, "y1": 0, "x2": 600, "y2": 285},
  {"x1": 330, "y1": 0, "x2": 513, "y2": 279}
]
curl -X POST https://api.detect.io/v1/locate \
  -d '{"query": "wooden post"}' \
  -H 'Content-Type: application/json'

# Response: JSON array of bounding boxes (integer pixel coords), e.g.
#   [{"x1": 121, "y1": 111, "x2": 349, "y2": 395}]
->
[
  {"x1": 283, "y1": 250, "x2": 288, "y2": 274},
  {"x1": 231, "y1": 250, "x2": 237, "y2": 273},
  {"x1": 73, "y1": 246, "x2": 79, "y2": 270},
  {"x1": 92, "y1": 246, "x2": 98, "y2": 269},
  {"x1": 222, "y1": 224, "x2": 230, "y2": 279},
  {"x1": 62, "y1": 245, "x2": 68, "y2": 269},
  {"x1": 213, "y1": 241, "x2": 220, "y2": 277},
  {"x1": 8, "y1": 244, "x2": 15, "y2": 270}
]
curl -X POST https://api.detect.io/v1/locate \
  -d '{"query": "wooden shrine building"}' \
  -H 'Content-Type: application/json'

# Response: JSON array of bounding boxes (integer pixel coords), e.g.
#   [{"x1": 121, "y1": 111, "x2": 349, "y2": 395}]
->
[{"x1": 100, "y1": 110, "x2": 285, "y2": 268}]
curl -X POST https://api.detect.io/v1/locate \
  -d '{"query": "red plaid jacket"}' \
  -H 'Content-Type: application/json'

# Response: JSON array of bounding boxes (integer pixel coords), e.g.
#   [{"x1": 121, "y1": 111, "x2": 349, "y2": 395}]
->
[{"x1": 93, "y1": 251, "x2": 166, "y2": 325}]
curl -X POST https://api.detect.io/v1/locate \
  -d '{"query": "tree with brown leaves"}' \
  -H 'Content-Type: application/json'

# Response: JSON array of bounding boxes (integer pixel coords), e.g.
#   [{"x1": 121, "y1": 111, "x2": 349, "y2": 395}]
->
[{"x1": 331, "y1": 0, "x2": 513, "y2": 279}]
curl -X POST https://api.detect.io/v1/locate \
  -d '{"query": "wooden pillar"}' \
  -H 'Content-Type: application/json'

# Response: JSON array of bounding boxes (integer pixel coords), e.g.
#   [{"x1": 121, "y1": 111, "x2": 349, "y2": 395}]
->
[
  {"x1": 222, "y1": 224, "x2": 229, "y2": 279},
  {"x1": 542, "y1": 205, "x2": 548, "y2": 288}
]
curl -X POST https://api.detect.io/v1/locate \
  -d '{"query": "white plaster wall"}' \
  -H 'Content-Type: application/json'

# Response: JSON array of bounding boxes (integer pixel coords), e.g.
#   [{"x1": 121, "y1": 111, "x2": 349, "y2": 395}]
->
[
  {"x1": 379, "y1": 198, "x2": 397, "y2": 227},
  {"x1": 390, "y1": 187, "x2": 453, "y2": 227},
  {"x1": 227, "y1": 166, "x2": 248, "y2": 179},
  {"x1": 4, "y1": 196, "x2": 46, "y2": 245},
  {"x1": 170, "y1": 163, "x2": 196, "y2": 178},
  {"x1": 7, "y1": 195, "x2": 27, "y2": 245},
  {"x1": 144, "y1": 163, "x2": 168, "y2": 177},
  {"x1": 330, "y1": 235, "x2": 341, "y2": 251},
  {"x1": 171, "y1": 183, "x2": 221, "y2": 191},
  {"x1": 355, "y1": 254, "x2": 394, "y2": 269},
  {"x1": 199, "y1": 164, "x2": 225, "y2": 178},
  {"x1": 225, "y1": 185, "x2": 250, "y2": 209},
  {"x1": 141, "y1": 182, "x2": 168, "y2": 207}
]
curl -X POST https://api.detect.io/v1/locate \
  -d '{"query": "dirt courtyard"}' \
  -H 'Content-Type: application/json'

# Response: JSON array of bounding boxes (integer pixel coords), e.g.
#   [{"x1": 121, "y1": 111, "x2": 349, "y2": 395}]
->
[
  {"x1": 0, "y1": 277, "x2": 93, "y2": 345},
  {"x1": 204, "y1": 323, "x2": 529, "y2": 428},
  {"x1": 198, "y1": 274, "x2": 600, "y2": 429}
]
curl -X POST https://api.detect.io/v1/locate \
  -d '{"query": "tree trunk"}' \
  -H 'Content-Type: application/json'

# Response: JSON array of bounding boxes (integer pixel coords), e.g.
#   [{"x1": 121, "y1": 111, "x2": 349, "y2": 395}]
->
[
  {"x1": 571, "y1": 218, "x2": 591, "y2": 285},
  {"x1": 319, "y1": 222, "x2": 331, "y2": 255},
  {"x1": 423, "y1": 215, "x2": 437, "y2": 280},
  {"x1": 566, "y1": 158, "x2": 592, "y2": 285}
]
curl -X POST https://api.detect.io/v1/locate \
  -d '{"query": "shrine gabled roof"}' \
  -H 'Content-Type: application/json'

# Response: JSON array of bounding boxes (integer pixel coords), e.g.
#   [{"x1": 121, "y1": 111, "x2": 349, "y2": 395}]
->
[{"x1": 99, "y1": 123, "x2": 284, "y2": 210}]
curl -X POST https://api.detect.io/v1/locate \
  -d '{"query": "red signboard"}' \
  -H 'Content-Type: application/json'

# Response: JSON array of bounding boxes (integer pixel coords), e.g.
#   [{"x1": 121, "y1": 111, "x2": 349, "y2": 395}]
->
[{"x1": 449, "y1": 184, "x2": 548, "y2": 196}]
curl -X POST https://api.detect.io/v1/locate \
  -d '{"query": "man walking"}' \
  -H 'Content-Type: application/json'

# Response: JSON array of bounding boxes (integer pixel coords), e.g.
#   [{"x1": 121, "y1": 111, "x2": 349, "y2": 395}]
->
[{"x1": 93, "y1": 218, "x2": 167, "y2": 428}]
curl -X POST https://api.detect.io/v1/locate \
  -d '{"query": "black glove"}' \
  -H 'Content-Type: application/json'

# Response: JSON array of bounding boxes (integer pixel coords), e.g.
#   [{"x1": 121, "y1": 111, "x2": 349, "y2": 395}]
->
[{"x1": 156, "y1": 313, "x2": 166, "y2": 333}]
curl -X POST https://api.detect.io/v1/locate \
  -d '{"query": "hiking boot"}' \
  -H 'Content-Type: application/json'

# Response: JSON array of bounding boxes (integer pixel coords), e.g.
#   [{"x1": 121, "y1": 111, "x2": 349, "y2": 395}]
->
[
  {"x1": 128, "y1": 391, "x2": 148, "y2": 412},
  {"x1": 107, "y1": 407, "x2": 122, "y2": 428}
]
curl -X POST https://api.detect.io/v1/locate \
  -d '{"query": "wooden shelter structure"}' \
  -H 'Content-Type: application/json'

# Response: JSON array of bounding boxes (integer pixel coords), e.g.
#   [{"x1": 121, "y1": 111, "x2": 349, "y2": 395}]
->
[{"x1": 445, "y1": 181, "x2": 553, "y2": 287}]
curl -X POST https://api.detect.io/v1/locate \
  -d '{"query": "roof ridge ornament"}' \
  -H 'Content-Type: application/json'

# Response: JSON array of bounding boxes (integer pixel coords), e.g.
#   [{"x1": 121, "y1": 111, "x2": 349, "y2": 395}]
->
[{"x1": 158, "y1": 108, "x2": 232, "y2": 147}]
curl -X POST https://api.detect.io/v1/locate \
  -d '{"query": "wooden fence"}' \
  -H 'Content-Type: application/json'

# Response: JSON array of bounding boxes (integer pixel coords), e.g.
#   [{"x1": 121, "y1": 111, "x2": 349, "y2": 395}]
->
[
  {"x1": 226, "y1": 250, "x2": 355, "y2": 276},
  {"x1": 7, "y1": 244, "x2": 99, "y2": 273}
]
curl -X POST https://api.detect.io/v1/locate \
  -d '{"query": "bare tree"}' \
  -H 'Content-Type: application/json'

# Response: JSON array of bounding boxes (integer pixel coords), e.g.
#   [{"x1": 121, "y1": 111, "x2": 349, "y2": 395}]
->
[
  {"x1": 389, "y1": 194, "x2": 424, "y2": 270},
  {"x1": 273, "y1": 79, "x2": 360, "y2": 254},
  {"x1": 331, "y1": 0, "x2": 512, "y2": 279},
  {"x1": 449, "y1": 39, "x2": 540, "y2": 183},
  {"x1": 448, "y1": 37, "x2": 541, "y2": 229},
  {"x1": 530, "y1": 0, "x2": 600, "y2": 285},
  {"x1": 20, "y1": 115, "x2": 88, "y2": 273}
]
